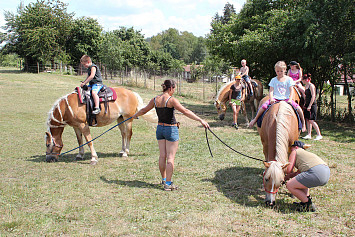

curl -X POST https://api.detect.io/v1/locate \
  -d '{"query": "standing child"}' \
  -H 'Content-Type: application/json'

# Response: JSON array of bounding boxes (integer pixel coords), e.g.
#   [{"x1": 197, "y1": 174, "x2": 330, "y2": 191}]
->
[
  {"x1": 239, "y1": 59, "x2": 253, "y2": 96},
  {"x1": 80, "y1": 55, "x2": 103, "y2": 114},
  {"x1": 301, "y1": 74, "x2": 323, "y2": 140},
  {"x1": 248, "y1": 61, "x2": 306, "y2": 131},
  {"x1": 229, "y1": 75, "x2": 245, "y2": 129}
]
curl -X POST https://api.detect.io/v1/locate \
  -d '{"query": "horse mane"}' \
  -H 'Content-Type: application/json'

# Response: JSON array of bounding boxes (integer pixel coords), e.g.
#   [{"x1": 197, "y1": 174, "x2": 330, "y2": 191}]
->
[
  {"x1": 275, "y1": 101, "x2": 293, "y2": 164},
  {"x1": 265, "y1": 161, "x2": 284, "y2": 183},
  {"x1": 46, "y1": 92, "x2": 75, "y2": 132},
  {"x1": 216, "y1": 81, "x2": 233, "y2": 101}
]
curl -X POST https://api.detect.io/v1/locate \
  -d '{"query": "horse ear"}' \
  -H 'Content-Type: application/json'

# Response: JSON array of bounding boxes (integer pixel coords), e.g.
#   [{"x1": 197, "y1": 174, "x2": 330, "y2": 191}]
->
[
  {"x1": 45, "y1": 132, "x2": 51, "y2": 143},
  {"x1": 282, "y1": 163, "x2": 289, "y2": 169},
  {"x1": 303, "y1": 144, "x2": 311, "y2": 149},
  {"x1": 263, "y1": 161, "x2": 270, "y2": 168}
]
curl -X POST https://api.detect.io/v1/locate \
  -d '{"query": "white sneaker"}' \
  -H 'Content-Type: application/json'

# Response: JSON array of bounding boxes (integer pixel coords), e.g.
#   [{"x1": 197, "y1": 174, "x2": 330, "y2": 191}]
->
[
  {"x1": 314, "y1": 135, "x2": 323, "y2": 141},
  {"x1": 302, "y1": 135, "x2": 312, "y2": 140}
]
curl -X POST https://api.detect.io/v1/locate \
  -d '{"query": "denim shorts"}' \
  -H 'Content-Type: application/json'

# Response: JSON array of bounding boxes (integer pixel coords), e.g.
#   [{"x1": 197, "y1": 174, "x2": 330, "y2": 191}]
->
[
  {"x1": 88, "y1": 84, "x2": 103, "y2": 93},
  {"x1": 156, "y1": 125, "x2": 179, "y2": 142},
  {"x1": 296, "y1": 164, "x2": 330, "y2": 188}
]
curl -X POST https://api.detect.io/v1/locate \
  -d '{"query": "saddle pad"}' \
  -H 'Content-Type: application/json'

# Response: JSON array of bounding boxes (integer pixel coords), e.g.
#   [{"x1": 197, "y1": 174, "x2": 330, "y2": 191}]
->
[{"x1": 257, "y1": 101, "x2": 302, "y2": 130}]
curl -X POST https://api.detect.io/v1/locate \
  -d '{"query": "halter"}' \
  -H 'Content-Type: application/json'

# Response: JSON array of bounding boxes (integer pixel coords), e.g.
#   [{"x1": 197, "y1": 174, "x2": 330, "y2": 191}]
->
[
  {"x1": 46, "y1": 137, "x2": 63, "y2": 156},
  {"x1": 263, "y1": 171, "x2": 280, "y2": 194}
]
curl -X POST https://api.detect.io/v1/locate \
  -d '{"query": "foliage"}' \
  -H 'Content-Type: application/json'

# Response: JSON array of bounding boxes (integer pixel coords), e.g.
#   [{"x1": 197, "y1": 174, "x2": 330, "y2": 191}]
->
[
  {"x1": 66, "y1": 17, "x2": 103, "y2": 65},
  {"x1": 148, "y1": 28, "x2": 207, "y2": 64},
  {"x1": 0, "y1": 53, "x2": 22, "y2": 67},
  {"x1": 2, "y1": 0, "x2": 74, "y2": 71},
  {"x1": 207, "y1": 0, "x2": 354, "y2": 122}
]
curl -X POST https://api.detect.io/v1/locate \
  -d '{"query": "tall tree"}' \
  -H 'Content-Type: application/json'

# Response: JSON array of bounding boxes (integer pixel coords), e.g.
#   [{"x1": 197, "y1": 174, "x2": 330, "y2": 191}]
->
[{"x1": 2, "y1": 0, "x2": 73, "y2": 71}]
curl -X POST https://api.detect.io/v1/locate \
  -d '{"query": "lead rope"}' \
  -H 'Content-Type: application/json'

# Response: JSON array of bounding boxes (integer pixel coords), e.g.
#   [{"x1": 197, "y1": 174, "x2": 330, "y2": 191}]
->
[
  {"x1": 205, "y1": 127, "x2": 264, "y2": 162},
  {"x1": 60, "y1": 116, "x2": 133, "y2": 156}
]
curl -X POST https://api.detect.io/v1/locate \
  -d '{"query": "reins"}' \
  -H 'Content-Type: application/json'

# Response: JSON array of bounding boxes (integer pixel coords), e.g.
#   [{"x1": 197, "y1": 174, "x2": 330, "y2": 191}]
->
[
  {"x1": 205, "y1": 127, "x2": 264, "y2": 162},
  {"x1": 59, "y1": 116, "x2": 133, "y2": 156}
]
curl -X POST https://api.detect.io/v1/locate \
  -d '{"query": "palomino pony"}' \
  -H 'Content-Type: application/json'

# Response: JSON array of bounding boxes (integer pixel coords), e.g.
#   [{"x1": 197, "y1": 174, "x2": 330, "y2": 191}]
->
[
  {"x1": 45, "y1": 87, "x2": 155, "y2": 165},
  {"x1": 214, "y1": 79, "x2": 263, "y2": 124},
  {"x1": 258, "y1": 87, "x2": 302, "y2": 205}
]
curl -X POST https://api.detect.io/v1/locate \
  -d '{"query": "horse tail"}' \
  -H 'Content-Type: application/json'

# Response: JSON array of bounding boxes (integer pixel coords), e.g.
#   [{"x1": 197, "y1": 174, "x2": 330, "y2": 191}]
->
[
  {"x1": 275, "y1": 101, "x2": 293, "y2": 164},
  {"x1": 133, "y1": 92, "x2": 157, "y2": 123}
]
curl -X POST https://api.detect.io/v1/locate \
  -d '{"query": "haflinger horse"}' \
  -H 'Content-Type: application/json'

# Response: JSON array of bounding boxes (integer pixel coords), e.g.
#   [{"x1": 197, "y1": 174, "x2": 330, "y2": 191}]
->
[
  {"x1": 258, "y1": 86, "x2": 302, "y2": 206},
  {"x1": 45, "y1": 87, "x2": 156, "y2": 165},
  {"x1": 214, "y1": 79, "x2": 263, "y2": 124}
]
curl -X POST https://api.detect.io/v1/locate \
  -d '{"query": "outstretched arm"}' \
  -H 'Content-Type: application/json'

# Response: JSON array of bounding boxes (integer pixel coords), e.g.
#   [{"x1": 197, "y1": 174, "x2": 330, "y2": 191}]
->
[
  {"x1": 133, "y1": 98, "x2": 155, "y2": 119},
  {"x1": 172, "y1": 98, "x2": 209, "y2": 128}
]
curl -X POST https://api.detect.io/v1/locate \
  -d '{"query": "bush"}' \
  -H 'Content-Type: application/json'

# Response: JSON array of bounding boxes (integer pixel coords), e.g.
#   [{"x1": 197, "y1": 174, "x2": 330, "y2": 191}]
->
[{"x1": 0, "y1": 53, "x2": 22, "y2": 67}]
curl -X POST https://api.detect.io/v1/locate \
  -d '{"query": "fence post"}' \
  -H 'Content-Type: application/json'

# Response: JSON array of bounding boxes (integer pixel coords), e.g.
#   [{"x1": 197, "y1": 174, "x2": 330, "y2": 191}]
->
[{"x1": 37, "y1": 62, "x2": 40, "y2": 74}]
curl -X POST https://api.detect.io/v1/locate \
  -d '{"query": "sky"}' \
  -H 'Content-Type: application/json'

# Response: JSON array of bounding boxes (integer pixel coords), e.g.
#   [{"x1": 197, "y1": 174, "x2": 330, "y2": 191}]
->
[{"x1": 0, "y1": 0, "x2": 246, "y2": 38}]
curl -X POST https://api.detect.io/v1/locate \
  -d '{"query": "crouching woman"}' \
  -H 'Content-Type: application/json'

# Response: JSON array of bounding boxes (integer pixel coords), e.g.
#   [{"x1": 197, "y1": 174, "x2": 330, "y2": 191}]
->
[{"x1": 284, "y1": 141, "x2": 330, "y2": 212}]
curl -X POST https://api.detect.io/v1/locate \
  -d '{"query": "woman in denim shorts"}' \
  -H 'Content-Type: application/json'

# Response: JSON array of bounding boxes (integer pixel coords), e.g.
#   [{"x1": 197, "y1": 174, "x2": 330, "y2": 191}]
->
[
  {"x1": 285, "y1": 141, "x2": 330, "y2": 212},
  {"x1": 133, "y1": 80, "x2": 210, "y2": 191}
]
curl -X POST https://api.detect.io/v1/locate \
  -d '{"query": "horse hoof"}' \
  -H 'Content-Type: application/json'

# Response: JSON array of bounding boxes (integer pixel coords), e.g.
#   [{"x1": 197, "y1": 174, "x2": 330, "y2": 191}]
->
[
  {"x1": 90, "y1": 160, "x2": 98, "y2": 165},
  {"x1": 75, "y1": 155, "x2": 84, "y2": 161},
  {"x1": 118, "y1": 152, "x2": 128, "y2": 157}
]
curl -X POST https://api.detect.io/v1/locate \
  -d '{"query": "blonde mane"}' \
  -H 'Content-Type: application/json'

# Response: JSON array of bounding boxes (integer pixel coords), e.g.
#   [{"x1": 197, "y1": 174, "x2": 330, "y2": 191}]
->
[
  {"x1": 46, "y1": 92, "x2": 75, "y2": 131},
  {"x1": 275, "y1": 101, "x2": 293, "y2": 164},
  {"x1": 264, "y1": 161, "x2": 284, "y2": 184},
  {"x1": 216, "y1": 81, "x2": 234, "y2": 101}
]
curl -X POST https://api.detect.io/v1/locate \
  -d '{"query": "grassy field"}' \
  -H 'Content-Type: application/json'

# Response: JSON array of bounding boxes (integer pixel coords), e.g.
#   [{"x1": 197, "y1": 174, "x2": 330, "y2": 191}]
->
[{"x1": 0, "y1": 67, "x2": 354, "y2": 236}]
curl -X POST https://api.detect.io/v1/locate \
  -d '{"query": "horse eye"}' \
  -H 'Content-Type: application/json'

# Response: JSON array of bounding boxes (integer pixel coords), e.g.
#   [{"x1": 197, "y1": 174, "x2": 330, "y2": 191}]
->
[
  {"x1": 265, "y1": 178, "x2": 269, "y2": 182},
  {"x1": 46, "y1": 144, "x2": 50, "y2": 148}
]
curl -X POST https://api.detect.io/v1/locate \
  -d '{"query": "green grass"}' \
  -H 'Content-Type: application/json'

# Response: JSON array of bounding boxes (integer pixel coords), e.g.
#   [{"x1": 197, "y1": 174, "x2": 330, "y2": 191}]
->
[{"x1": 0, "y1": 67, "x2": 354, "y2": 236}]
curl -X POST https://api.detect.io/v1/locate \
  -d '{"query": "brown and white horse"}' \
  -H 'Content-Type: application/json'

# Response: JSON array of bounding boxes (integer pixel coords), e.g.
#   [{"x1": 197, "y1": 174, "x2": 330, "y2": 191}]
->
[
  {"x1": 45, "y1": 87, "x2": 156, "y2": 165},
  {"x1": 214, "y1": 79, "x2": 263, "y2": 124},
  {"x1": 258, "y1": 87, "x2": 301, "y2": 205}
]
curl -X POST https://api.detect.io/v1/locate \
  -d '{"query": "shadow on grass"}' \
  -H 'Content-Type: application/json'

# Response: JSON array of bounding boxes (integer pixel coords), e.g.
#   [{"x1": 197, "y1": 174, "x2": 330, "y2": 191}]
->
[
  {"x1": 27, "y1": 152, "x2": 146, "y2": 163},
  {"x1": 317, "y1": 120, "x2": 355, "y2": 143},
  {"x1": 0, "y1": 69, "x2": 23, "y2": 74},
  {"x1": 205, "y1": 166, "x2": 304, "y2": 213},
  {"x1": 100, "y1": 176, "x2": 163, "y2": 190}
]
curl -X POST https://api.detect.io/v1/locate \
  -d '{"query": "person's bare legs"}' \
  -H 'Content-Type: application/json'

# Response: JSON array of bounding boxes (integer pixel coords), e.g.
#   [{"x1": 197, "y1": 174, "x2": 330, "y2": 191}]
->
[
  {"x1": 286, "y1": 177, "x2": 310, "y2": 202},
  {"x1": 92, "y1": 92, "x2": 100, "y2": 109},
  {"x1": 310, "y1": 120, "x2": 321, "y2": 136},
  {"x1": 297, "y1": 106, "x2": 307, "y2": 132},
  {"x1": 158, "y1": 139, "x2": 179, "y2": 182},
  {"x1": 248, "y1": 107, "x2": 265, "y2": 128}
]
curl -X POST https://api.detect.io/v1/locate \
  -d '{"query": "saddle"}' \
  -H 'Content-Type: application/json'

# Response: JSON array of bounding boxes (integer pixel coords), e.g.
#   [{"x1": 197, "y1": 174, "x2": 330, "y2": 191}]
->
[
  {"x1": 257, "y1": 101, "x2": 302, "y2": 130},
  {"x1": 75, "y1": 85, "x2": 117, "y2": 126}
]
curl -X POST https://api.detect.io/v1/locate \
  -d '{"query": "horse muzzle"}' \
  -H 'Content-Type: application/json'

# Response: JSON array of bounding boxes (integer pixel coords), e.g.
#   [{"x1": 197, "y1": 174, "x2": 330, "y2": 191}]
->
[
  {"x1": 46, "y1": 155, "x2": 58, "y2": 163},
  {"x1": 265, "y1": 200, "x2": 276, "y2": 207},
  {"x1": 219, "y1": 114, "x2": 225, "y2": 120}
]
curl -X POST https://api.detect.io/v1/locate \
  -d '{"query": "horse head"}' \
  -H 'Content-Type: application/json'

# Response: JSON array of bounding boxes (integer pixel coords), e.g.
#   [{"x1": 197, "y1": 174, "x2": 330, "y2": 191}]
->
[
  {"x1": 214, "y1": 99, "x2": 227, "y2": 120},
  {"x1": 45, "y1": 131, "x2": 63, "y2": 162},
  {"x1": 263, "y1": 161, "x2": 289, "y2": 206}
]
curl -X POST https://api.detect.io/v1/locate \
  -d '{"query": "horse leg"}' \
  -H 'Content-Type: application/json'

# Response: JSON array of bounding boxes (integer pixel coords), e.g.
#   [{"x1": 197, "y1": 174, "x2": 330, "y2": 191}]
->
[
  {"x1": 73, "y1": 127, "x2": 85, "y2": 160},
  {"x1": 117, "y1": 117, "x2": 132, "y2": 157},
  {"x1": 79, "y1": 123, "x2": 98, "y2": 165},
  {"x1": 242, "y1": 102, "x2": 249, "y2": 124}
]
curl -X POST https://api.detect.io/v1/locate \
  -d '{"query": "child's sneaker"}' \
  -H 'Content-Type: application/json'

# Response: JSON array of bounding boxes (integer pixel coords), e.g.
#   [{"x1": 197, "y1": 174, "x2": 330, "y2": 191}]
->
[
  {"x1": 164, "y1": 182, "x2": 178, "y2": 191},
  {"x1": 314, "y1": 135, "x2": 323, "y2": 141},
  {"x1": 234, "y1": 124, "x2": 239, "y2": 130},
  {"x1": 92, "y1": 107, "x2": 101, "y2": 114},
  {"x1": 302, "y1": 134, "x2": 312, "y2": 140}
]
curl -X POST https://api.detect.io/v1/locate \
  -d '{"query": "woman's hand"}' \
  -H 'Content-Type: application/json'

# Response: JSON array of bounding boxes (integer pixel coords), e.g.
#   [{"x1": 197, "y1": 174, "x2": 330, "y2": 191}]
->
[{"x1": 200, "y1": 119, "x2": 210, "y2": 129}]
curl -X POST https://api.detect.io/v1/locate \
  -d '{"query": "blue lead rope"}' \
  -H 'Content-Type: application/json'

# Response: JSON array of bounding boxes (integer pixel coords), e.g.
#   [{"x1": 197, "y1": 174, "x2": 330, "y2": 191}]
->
[{"x1": 60, "y1": 116, "x2": 133, "y2": 156}]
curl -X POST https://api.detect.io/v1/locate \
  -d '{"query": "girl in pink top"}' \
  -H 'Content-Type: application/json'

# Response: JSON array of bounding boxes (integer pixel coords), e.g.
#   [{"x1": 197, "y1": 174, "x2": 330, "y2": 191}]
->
[{"x1": 288, "y1": 61, "x2": 305, "y2": 94}]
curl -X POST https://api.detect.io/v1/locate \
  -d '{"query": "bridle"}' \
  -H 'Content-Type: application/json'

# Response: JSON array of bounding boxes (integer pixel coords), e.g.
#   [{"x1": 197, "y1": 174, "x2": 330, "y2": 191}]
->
[
  {"x1": 263, "y1": 171, "x2": 280, "y2": 194},
  {"x1": 46, "y1": 137, "x2": 63, "y2": 156}
]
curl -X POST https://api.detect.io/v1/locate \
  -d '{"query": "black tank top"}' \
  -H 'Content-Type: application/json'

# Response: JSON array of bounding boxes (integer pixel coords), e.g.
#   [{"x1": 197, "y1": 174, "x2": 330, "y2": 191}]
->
[
  {"x1": 154, "y1": 96, "x2": 177, "y2": 124},
  {"x1": 305, "y1": 87, "x2": 315, "y2": 107}
]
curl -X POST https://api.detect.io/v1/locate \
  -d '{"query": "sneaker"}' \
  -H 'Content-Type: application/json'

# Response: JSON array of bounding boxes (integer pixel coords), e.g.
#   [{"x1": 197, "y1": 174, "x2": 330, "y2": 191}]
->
[
  {"x1": 314, "y1": 135, "x2": 323, "y2": 141},
  {"x1": 92, "y1": 108, "x2": 101, "y2": 115},
  {"x1": 295, "y1": 202, "x2": 316, "y2": 212},
  {"x1": 164, "y1": 182, "x2": 178, "y2": 191},
  {"x1": 234, "y1": 124, "x2": 239, "y2": 130},
  {"x1": 161, "y1": 180, "x2": 166, "y2": 186},
  {"x1": 302, "y1": 134, "x2": 312, "y2": 140}
]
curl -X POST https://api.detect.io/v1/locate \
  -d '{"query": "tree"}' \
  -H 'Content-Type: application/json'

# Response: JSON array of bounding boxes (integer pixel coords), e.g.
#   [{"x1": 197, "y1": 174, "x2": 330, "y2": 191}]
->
[
  {"x1": 2, "y1": 0, "x2": 73, "y2": 71},
  {"x1": 66, "y1": 17, "x2": 103, "y2": 65}
]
